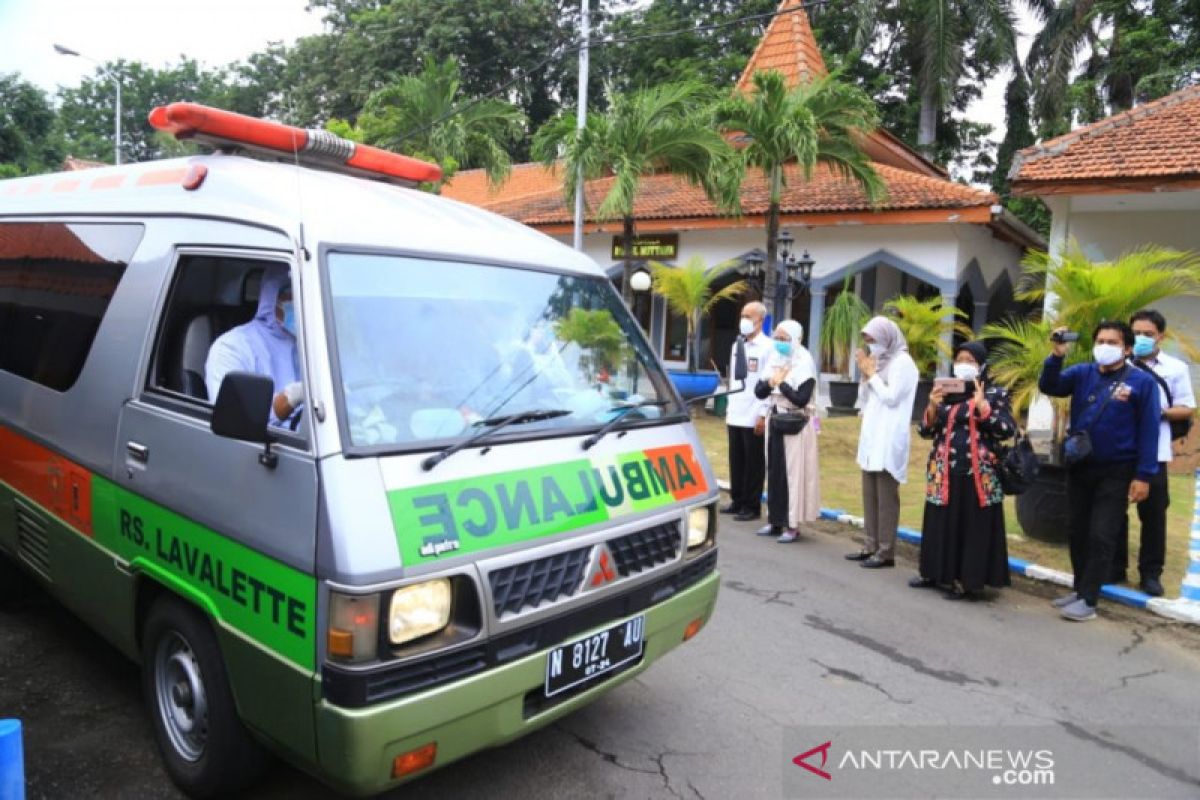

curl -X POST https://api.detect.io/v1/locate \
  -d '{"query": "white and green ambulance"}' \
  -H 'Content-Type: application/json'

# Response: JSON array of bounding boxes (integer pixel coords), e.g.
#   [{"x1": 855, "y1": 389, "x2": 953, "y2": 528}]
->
[{"x1": 0, "y1": 103, "x2": 724, "y2": 797}]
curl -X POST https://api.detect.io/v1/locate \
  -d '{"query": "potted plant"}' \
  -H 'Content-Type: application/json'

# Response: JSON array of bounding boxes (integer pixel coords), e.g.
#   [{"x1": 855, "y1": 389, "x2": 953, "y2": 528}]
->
[
  {"x1": 982, "y1": 242, "x2": 1200, "y2": 542},
  {"x1": 883, "y1": 294, "x2": 972, "y2": 421},
  {"x1": 649, "y1": 256, "x2": 747, "y2": 400},
  {"x1": 554, "y1": 307, "x2": 630, "y2": 389},
  {"x1": 819, "y1": 276, "x2": 871, "y2": 415}
]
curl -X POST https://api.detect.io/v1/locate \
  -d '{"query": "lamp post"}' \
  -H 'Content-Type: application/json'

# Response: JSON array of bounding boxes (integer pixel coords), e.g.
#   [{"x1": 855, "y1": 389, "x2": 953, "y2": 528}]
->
[
  {"x1": 54, "y1": 43, "x2": 121, "y2": 165},
  {"x1": 740, "y1": 231, "x2": 815, "y2": 326}
]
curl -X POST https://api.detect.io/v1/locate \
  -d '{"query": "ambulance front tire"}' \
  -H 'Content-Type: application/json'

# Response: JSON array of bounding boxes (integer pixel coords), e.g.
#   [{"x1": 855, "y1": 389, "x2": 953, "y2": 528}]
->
[{"x1": 141, "y1": 596, "x2": 266, "y2": 799}]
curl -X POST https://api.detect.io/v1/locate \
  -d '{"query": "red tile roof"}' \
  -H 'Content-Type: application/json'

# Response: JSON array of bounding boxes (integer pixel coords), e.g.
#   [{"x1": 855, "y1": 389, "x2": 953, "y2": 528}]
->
[
  {"x1": 62, "y1": 155, "x2": 107, "y2": 172},
  {"x1": 0, "y1": 222, "x2": 106, "y2": 263},
  {"x1": 735, "y1": 0, "x2": 827, "y2": 93},
  {"x1": 1010, "y1": 84, "x2": 1200, "y2": 191},
  {"x1": 441, "y1": 162, "x2": 563, "y2": 207},
  {"x1": 464, "y1": 162, "x2": 995, "y2": 226}
]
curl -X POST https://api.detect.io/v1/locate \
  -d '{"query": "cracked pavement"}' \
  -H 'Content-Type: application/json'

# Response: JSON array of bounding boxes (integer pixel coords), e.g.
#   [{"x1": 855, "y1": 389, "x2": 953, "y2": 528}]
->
[{"x1": 4, "y1": 516, "x2": 1200, "y2": 798}]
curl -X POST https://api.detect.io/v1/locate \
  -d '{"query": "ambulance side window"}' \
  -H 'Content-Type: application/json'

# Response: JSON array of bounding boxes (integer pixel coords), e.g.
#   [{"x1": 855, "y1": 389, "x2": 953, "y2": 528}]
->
[
  {"x1": 0, "y1": 221, "x2": 143, "y2": 391},
  {"x1": 146, "y1": 254, "x2": 276, "y2": 404}
]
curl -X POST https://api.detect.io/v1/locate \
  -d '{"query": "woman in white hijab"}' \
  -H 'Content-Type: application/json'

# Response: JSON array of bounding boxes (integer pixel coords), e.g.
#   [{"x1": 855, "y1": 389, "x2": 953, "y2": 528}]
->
[
  {"x1": 753, "y1": 320, "x2": 821, "y2": 543},
  {"x1": 847, "y1": 315, "x2": 919, "y2": 568}
]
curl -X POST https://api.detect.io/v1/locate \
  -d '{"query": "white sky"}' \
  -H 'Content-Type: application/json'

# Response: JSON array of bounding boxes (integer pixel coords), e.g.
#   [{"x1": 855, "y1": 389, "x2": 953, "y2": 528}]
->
[{"x1": 0, "y1": 0, "x2": 1036, "y2": 158}]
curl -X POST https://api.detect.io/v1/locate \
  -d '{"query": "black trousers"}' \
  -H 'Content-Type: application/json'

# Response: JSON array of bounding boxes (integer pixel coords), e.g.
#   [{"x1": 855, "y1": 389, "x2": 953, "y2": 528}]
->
[
  {"x1": 766, "y1": 425, "x2": 790, "y2": 528},
  {"x1": 727, "y1": 424, "x2": 765, "y2": 514},
  {"x1": 1113, "y1": 462, "x2": 1170, "y2": 581},
  {"x1": 1067, "y1": 461, "x2": 1136, "y2": 605}
]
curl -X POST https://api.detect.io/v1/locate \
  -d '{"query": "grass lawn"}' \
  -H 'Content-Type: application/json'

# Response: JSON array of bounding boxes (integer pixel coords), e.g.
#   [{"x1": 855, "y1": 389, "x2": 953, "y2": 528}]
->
[{"x1": 692, "y1": 410, "x2": 1194, "y2": 598}]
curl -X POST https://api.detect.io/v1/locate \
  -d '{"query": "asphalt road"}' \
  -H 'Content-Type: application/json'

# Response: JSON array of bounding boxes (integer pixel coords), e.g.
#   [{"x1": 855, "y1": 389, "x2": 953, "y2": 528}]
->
[{"x1": 3, "y1": 516, "x2": 1200, "y2": 799}]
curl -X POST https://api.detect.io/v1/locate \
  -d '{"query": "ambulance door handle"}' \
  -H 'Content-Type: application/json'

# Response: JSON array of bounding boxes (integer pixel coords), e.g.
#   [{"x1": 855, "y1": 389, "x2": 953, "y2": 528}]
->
[{"x1": 126, "y1": 442, "x2": 149, "y2": 463}]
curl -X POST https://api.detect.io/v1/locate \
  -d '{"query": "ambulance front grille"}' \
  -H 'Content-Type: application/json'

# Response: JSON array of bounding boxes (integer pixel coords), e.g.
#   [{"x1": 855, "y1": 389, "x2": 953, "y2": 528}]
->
[
  {"x1": 14, "y1": 499, "x2": 50, "y2": 579},
  {"x1": 608, "y1": 521, "x2": 681, "y2": 577},
  {"x1": 489, "y1": 546, "x2": 591, "y2": 617}
]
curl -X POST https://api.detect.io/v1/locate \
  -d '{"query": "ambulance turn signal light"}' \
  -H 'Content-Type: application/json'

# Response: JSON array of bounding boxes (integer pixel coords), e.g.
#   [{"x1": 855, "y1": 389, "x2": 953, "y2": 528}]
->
[
  {"x1": 683, "y1": 616, "x2": 705, "y2": 641},
  {"x1": 148, "y1": 102, "x2": 443, "y2": 185},
  {"x1": 392, "y1": 742, "x2": 437, "y2": 778}
]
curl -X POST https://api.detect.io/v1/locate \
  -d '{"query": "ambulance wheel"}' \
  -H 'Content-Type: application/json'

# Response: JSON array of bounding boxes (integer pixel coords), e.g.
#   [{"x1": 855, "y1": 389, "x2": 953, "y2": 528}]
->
[{"x1": 142, "y1": 596, "x2": 265, "y2": 798}]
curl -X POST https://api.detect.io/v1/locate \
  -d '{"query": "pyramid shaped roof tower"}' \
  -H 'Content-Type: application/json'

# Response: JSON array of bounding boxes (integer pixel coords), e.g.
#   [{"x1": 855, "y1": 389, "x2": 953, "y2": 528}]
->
[
  {"x1": 735, "y1": 0, "x2": 827, "y2": 92},
  {"x1": 735, "y1": 0, "x2": 945, "y2": 178}
]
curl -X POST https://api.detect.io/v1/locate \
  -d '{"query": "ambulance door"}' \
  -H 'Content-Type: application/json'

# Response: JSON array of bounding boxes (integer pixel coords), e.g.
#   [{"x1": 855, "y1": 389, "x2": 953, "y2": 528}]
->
[{"x1": 112, "y1": 247, "x2": 318, "y2": 634}]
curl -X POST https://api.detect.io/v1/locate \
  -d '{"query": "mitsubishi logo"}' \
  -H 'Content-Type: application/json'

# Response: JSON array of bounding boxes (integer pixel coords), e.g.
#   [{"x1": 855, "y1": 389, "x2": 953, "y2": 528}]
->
[{"x1": 582, "y1": 544, "x2": 618, "y2": 591}]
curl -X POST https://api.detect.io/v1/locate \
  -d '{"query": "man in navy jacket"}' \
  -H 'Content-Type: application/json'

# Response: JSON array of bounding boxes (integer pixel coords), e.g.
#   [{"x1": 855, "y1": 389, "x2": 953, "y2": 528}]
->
[{"x1": 1038, "y1": 321, "x2": 1161, "y2": 622}]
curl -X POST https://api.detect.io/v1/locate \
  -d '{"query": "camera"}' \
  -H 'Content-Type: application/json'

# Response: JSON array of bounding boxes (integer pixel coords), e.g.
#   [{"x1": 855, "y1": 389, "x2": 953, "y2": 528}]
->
[{"x1": 1051, "y1": 330, "x2": 1080, "y2": 344}]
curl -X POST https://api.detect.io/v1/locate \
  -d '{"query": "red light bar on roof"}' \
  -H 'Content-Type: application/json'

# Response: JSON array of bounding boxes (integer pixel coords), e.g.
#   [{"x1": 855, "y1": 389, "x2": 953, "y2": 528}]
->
[{"x1": 148, "y1": 102, "x2": 442, "y2": 185}]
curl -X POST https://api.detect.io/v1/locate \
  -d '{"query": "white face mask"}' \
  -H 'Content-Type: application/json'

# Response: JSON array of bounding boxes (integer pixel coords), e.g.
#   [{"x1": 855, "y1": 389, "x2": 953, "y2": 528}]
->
[
  {"x1": 1093, "y1": 343, "x2": 1125, "y2": 366},
  {"x1": 739, "y1": 318, "x2": 756, "y2": 337},
  {"x1": 952, "y1": 363, "x2": 979, "y2": 381},
  {"x1": 867, "y1": 343, "x2": 884, "y2": 356}
]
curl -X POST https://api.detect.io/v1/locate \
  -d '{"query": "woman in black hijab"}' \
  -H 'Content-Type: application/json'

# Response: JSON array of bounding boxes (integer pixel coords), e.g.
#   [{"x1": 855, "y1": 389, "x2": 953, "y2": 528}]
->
[{"x1": 911, "y1": 341, "x2": 1017, "y2": 599}]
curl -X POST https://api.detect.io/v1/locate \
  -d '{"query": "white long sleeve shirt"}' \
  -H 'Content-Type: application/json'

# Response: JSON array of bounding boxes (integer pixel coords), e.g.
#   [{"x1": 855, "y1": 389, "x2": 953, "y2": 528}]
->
[
  {"x1": 856, "y1": 352, "x2": 919, "y2": 483},
  {"x1": 725, "y1": 333, "x2": 773, "y2": 427},
  {"x1": 1139, "y1": 351, "x2": 1196, "y2": 463}
]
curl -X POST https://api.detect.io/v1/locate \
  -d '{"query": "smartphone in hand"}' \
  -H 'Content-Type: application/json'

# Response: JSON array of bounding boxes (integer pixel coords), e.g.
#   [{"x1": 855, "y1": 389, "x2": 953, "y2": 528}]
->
[{"x1": 933, "y1": 377, "x2": 974, "y2": 396}]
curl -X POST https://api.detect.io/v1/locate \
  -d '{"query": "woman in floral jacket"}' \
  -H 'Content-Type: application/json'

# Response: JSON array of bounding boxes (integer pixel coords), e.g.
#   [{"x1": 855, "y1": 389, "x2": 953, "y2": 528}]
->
[{"x1": 911, "y1": 341, "x2": 1017, "y2": 599}]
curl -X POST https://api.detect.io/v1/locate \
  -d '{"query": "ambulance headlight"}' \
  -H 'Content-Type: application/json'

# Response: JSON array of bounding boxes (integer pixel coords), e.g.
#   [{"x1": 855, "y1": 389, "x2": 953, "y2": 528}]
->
[
  {"x1": 389, "y1": 579, "x2": 453, "y2": 645},
  {"x1": 687, "y1": 504, "x2": 715, "y2": 549}
]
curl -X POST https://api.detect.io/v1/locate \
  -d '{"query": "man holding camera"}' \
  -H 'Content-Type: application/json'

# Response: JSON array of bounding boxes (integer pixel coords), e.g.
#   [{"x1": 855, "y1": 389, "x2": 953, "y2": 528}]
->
[
  {"x1": 1038, "y1": 322, "x2": 1161, "y2": 621},
  {"x1": 1111, "y1": 310, "x2": 1196, "y2": 596}
]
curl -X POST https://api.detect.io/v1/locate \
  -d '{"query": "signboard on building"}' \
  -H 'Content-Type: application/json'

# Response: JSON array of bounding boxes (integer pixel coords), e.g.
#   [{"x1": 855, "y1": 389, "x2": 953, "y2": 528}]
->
[{"x1": 611, "y1": 234, "x2": 679, "y2": 260}]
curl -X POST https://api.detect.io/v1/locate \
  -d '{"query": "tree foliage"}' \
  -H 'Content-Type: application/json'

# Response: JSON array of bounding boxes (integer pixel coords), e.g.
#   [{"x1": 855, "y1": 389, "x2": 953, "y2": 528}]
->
[{"x1": 0, "y1": 74, "x2": 61, "y2": 174}]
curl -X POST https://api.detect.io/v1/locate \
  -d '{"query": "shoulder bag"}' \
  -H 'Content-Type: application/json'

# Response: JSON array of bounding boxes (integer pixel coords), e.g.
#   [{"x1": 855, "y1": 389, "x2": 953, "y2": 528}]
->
[
  {"x1": 1060, "y1": 367, "x2": 1125, "y2": 467},
  {"x1": 997, "y1": 429, "x2": 1039, "y2": 495},
  {"x1": 770, "y1": 409, "x2": 809, "y2": 436}
]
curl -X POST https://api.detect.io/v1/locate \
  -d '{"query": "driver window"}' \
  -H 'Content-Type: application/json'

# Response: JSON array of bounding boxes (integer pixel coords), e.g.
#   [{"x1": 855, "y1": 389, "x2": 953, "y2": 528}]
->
[{"x1": 147, "y1": 255, "x2": 297, "y2": 428}]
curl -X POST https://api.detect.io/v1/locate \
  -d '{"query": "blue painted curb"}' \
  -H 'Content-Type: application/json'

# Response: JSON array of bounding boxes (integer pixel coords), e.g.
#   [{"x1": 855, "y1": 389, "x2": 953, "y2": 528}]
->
[
  {"x1": 819, "y1": 506, "x2": 1156, "y2": 613},
  {"x1": 0, "y1": 718, "x2": 24, "y2": 800}
]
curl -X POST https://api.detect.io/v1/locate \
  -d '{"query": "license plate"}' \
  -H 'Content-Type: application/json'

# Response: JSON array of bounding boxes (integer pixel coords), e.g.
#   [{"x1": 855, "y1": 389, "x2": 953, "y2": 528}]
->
[{"x1": 544, "y1": 615, "x2": 645, "y2": 698}]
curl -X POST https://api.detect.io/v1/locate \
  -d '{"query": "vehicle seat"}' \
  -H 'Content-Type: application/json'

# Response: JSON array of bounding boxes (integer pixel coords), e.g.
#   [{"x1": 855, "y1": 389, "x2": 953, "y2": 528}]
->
[{"x1": 179, "y1": 314, "x2": 213, "y2": 401}]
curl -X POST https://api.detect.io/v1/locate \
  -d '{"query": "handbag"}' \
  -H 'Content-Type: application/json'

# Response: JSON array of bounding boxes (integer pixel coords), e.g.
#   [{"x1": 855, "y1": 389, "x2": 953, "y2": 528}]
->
[
  {"x1": 771, "y1": 411, "x2": 809, "y2": 435},
  {"x1": 997, "y1": 430, "x2": 1039, "y2": 495},
  {"x1": 1060, "y1": 367, "x2": 1124, "y2": 467}
]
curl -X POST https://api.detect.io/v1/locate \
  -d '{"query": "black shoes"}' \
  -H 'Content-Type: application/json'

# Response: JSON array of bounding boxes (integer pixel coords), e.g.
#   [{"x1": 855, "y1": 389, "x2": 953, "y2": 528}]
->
[
  {"x1": 719, "y1": 503, "x2": 740, "y2": 515},
  {"x1": 1140, "y1": 577, "x2": 1165, "y2": 597},
  {"x1": 860, "y1": 556, "x2": 895, "y2": 569},
  {"x1": 733, "y1": 510, "x2": 761, "y2": 522},
  {"x1": 844, "y1": 550, "x2": 875, "y2": 561},
  {"x1": 908, "y1": 576, "x2": 936, "y2": 589}
]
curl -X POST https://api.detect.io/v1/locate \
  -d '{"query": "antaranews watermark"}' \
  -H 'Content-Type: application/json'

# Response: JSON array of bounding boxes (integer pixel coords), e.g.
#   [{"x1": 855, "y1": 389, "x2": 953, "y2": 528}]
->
[{"x1": 782, "y1": 725, "x2": 1199, "y2": 798}]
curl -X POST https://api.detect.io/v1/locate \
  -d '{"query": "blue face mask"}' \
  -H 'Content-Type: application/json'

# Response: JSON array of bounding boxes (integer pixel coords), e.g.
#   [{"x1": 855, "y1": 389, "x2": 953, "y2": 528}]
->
[
  {"x1": 1132, "y1": 334, "x2": 1156, "y2": 358},
  {"x1": 280, "y1": 301, "x2": 296, "y2": 336},
  {"x1": 774, "y1": 340, "x2": 792, "y2": 356}
]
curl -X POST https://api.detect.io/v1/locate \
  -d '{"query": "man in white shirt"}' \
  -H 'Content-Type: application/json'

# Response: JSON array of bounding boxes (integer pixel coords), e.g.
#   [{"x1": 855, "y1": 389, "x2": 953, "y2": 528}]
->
[
  {"x1": 1115, "y1": 310, "x2": 1197, "y2": 596},
  {"x1": 723, "y1": 301, "x2": 773, "y2": 522}
]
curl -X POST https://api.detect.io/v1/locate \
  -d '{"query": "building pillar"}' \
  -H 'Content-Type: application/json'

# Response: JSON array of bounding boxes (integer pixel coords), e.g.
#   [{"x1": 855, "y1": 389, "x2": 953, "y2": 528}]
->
[
  {"x1": 808, "y1": 288, "x2": 827, "y2": 371},
  {"x1": 940, "y1": 290, "x2": 957, "y2": 375}
]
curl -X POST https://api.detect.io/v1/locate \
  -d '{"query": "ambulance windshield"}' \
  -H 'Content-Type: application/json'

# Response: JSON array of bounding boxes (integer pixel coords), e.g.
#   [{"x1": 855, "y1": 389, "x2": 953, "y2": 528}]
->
[{"x1": 325, "y1": 252, "x2": 683, "y2": 450}]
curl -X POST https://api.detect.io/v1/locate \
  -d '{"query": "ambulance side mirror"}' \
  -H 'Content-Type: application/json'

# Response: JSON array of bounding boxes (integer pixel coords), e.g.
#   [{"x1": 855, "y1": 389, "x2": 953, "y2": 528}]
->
[{"x1": 211, "y1": 372, "x2": 278, "y2": 468}]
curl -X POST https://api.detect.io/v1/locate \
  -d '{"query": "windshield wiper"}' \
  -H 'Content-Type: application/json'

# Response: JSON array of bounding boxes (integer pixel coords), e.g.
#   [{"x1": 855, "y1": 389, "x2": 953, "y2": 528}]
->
[
  {"x1": 581, "y1": 400, "x2": 670, "y2": 451},
  {"x1": 421, "y1": 408, "x2": 570, "y2": 471}
]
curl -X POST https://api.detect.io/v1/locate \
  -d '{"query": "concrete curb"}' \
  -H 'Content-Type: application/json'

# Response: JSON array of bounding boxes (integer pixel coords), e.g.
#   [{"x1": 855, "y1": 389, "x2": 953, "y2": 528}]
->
[
  {"x1": 817, "y1": 506, "x2": 1200, "y2": 623},
  {"x1": 716, "y1": 479, "x2": 1200, "y2": 624}
]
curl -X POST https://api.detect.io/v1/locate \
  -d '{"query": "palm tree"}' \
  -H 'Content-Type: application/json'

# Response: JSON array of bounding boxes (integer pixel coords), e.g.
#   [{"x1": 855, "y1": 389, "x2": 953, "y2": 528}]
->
[
  {"x1": 648, "y1": 256, "x2": 748, "y2": 372},
  {"x1": 715, "y1": 70, "x2": 884, "y2": 318},
  {"x1": 884, "y1": 294, "x2": 973, "y2": 376},
  {"x1": 982, "y1": 242, "x2": 1200, "y2": 427},
  {"x1": 851, "y1": 0, "x2": 1020, "y2": 152},
  {"x1": 354, "y1": 56, "x2": 526, "y2": 189},
  {"x1": 531, "y1": 80, "x2": 740, "y2": 306}
]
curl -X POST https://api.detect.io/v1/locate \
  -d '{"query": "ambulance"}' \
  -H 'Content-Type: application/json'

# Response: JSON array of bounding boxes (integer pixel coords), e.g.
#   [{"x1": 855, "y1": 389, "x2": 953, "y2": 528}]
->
[{"x1": 0, "y1": 103, "x2": 730, "y2": 797}]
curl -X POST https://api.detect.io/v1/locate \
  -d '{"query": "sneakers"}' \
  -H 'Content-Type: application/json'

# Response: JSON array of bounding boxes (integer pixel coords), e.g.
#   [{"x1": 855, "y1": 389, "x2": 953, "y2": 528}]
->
[
  {"x1": 756, "y1": 524, "x2": 782, "y2": 537},
  {"x1": 1051, "y1": 592, "x2": 1078, "y2": 608},
  {"x1": 1060, "y1": 597, "x2": 1097, "y2": 621},
  {"x1": 777, "y1": 529, "x2": 799, "y2": 543}
]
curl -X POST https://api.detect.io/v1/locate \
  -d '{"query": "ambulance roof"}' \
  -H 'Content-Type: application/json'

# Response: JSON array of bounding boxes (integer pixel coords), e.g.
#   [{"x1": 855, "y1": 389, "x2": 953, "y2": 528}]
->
[{"x1": 0, "y1": 154, "x2": 601, "y2": 276}]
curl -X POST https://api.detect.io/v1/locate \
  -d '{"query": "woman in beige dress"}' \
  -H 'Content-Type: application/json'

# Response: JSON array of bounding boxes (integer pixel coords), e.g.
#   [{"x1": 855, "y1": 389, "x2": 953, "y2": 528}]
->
[{"x1": 754, "y1": 320, "x2": 821, "y2": 543}]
